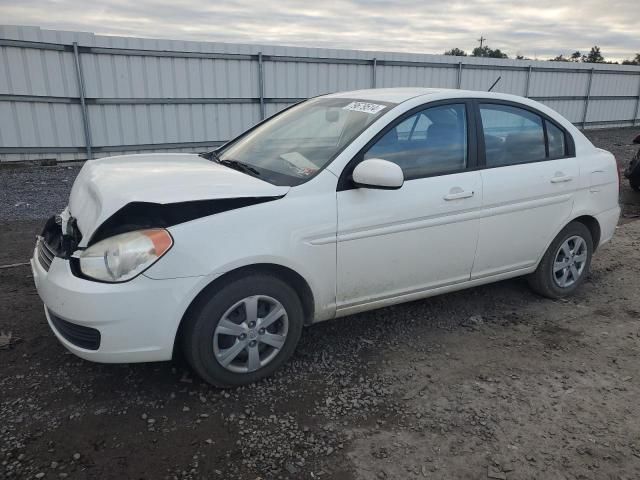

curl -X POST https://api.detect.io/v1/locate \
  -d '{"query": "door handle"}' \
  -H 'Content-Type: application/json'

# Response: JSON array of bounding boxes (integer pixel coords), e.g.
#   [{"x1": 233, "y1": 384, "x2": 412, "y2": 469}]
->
[
  {"x1": 550, "y1": 175, "x2": 573, "y2": 183},
  {"x1": 443, "y1": 190, "x2": 474, "y2": 201}
]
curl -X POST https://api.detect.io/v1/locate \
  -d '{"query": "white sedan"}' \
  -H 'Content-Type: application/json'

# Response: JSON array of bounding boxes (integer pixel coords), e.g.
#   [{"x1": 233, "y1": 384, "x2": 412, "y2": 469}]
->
[{"x1": 32, "y1": 88, "x2": 620, "y2": 386}]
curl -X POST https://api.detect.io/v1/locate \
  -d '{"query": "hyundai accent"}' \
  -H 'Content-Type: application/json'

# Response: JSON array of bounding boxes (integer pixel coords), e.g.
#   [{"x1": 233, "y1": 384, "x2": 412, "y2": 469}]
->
[{"x1": 31, "y1": 88, "x2": 620, "y2": 386}]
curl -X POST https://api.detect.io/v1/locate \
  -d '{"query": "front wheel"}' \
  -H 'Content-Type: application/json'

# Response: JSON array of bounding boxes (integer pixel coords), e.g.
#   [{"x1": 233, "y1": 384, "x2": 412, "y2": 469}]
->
[
  {"x1": 527, "y1": 222, "x2": 593, "y2": 299},
  {"x1": 181, "y1": 273, "x2": 304, "y2": 387}
]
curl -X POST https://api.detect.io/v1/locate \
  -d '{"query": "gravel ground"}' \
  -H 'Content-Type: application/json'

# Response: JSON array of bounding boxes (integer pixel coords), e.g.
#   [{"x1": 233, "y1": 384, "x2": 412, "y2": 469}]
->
[
  {"x1": 1, "y1": 127, "x2": 640, "y2": 480},
  {"x1": 0, "y1": 165, "x2": 81, "y2": 222}
]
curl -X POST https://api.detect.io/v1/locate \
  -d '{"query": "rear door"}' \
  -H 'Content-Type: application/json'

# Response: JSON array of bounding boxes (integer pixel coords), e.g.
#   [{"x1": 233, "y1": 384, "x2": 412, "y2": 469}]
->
[{"x1": 471, "y1": 101, "x2": 579, "y2": 279}]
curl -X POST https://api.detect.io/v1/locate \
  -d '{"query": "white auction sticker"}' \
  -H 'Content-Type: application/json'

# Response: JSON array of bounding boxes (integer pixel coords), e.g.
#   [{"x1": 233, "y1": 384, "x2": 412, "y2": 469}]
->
[{"x1": 342, "y1": 101, "x2": 386, "y2": 115}]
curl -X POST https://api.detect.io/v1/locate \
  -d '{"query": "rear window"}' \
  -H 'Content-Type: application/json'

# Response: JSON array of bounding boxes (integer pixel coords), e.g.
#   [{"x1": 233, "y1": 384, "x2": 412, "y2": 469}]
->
[{"x1": 480, "y1": 104, "x2": 546, "y2": 167}]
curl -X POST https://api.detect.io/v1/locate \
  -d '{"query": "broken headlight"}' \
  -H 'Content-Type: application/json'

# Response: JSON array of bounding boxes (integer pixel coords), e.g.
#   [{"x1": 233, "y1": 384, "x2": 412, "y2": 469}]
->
[{"x1": 76, "y1": 229, "x2": 173, "y2": 282}]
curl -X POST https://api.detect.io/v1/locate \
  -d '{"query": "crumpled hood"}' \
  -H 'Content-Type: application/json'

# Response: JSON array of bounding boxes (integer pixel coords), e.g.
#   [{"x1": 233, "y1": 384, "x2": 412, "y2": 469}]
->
[{"x1": 69, "y1": 153, "x2": 289, "y2": 244}]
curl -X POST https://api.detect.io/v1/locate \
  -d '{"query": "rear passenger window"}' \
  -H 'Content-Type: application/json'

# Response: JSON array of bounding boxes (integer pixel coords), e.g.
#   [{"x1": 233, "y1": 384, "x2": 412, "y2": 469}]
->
[
  {"x1": 480, "y1": 104, "x2": 546, "y2": 167},
  {"x1": 546, "y1": 121, "x2": 566, "y2": 159}
]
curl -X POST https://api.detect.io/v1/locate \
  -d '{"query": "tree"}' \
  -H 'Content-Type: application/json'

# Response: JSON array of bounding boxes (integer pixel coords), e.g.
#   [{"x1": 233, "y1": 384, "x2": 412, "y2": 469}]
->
[
  {"x1": 550, "y1": 54, "x2": 569, "y2": 62},
  {"x1": 444, "y1": 48, "x2": 467, "y2": 56},
  {"x1": 622, "y1": 53, "x2": 640, "y2": 65},
  {"x1": 471, "y1": 45, "x2": 508, "y2": 59},
  {"x1": 584, "y1": 46, "x2": 604, "y2": 63},
  {"x1": 570, "y1": 51, "x2": 582, "y2": 62},
  {"x1": 516, "y1": 55, "x2": 531, "y2": 60}
]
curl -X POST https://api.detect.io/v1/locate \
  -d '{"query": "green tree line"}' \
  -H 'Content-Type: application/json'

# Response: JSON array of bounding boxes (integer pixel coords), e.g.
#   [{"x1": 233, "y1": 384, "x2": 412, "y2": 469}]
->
[{"x1": 443, "y1": 45, "x2": 640, "y2": 65}]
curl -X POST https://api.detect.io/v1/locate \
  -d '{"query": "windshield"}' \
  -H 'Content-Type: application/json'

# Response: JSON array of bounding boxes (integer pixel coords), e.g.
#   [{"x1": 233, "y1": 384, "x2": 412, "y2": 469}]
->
[{"x1": 215, "y1": 98, "x2": 394, "y2": 186}]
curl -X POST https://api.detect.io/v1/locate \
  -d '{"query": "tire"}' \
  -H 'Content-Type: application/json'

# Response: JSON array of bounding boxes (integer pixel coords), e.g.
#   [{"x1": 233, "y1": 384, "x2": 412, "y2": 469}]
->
[
  {"x1": 630, "y1": 177, "x2": 640, "y2": 192},
  {"x1": 527, "y1": 222, "x2": 593, "y2": 299},
  {"x1": 181, "y1": 273, "x2": 304, "y2": 387}
]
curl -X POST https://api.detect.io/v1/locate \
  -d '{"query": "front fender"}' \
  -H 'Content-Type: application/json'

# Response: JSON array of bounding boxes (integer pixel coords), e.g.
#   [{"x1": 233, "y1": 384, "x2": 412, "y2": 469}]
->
[{"x1": 144, "y1": 174, "x2": 338, "y2": 323}]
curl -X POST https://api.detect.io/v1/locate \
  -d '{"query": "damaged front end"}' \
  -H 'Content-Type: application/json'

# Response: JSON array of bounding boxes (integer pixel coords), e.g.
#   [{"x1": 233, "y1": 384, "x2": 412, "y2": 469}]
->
[
  {"x1": 36, "y1": 209, "x2": 82, "y2": 271},
  {"x1": 36, "y1": 152, "x2": 289, "y2": 279},
  {"x1": 36, "y1": 196, "x2": 282, "y2": 279}
]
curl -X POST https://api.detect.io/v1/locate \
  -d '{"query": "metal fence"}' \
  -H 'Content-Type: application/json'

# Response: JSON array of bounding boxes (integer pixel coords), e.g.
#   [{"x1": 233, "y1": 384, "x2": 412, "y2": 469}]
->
[{"x1": 1, "y1": 25, "x2": 640, "y2": 163}]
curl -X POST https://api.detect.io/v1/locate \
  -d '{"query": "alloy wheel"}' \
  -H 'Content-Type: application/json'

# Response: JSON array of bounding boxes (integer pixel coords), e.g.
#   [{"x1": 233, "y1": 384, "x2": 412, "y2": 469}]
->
[
  {"x1": 552, "y1": 235, "x2": 588, "y2": 288},
  {"x1": 213, "y1": 295, "x2": 289, "y2": 373}
]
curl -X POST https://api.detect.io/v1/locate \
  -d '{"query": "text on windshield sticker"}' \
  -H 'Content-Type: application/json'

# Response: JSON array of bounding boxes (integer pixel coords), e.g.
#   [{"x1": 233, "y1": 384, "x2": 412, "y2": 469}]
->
[{"x1": 342, "y1": 101, "x2": 386, "y2": 115}]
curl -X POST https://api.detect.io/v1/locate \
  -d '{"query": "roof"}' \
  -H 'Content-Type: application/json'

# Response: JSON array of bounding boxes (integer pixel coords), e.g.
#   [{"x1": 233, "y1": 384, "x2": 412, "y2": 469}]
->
[
  {"x1": 324, "y1": 87, "x2": 544, "y2": 107},
  {"x1": 325, "y1": 88, "x2": 448, "y2": 104}
]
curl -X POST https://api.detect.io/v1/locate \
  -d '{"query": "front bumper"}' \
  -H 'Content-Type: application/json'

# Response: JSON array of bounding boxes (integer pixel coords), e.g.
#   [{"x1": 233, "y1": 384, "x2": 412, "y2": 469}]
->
[{"x1": 31, "y1": 247, "x2": 208, "y2": 363}]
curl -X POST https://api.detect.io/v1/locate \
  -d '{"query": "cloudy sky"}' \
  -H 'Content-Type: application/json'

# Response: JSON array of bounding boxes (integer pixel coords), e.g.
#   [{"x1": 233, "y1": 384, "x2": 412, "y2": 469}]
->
[{"x1": 1, "y1": 0, "x2": 639, "y2": 61}]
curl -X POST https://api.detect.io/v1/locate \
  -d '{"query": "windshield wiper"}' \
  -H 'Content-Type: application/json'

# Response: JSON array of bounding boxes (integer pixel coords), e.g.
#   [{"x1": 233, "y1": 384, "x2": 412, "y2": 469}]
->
[
  {"x1": 202, "y1": 149, "x2": 260, "y2": 177},
  {"x1": 217, "y1": 158, "x2": 261, "y2": 177}
]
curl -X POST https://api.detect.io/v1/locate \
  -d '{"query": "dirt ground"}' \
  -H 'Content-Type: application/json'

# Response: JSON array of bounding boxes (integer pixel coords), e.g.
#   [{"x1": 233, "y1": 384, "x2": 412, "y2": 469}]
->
[{"x1": 1, "y1": 127, "x2": 640, "y2": 480}]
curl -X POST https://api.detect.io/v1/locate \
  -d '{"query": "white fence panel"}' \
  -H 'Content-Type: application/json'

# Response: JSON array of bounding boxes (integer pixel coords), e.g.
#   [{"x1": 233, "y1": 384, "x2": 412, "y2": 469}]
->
[{"x1": 1, "y1": 25, "x2": 639, "y2": 162}]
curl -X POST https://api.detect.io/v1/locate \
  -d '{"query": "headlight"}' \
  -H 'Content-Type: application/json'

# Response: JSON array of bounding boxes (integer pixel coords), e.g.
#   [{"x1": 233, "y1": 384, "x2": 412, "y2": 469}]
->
[{"x1": 77, "y1": 229, "x2": 173, "y2": 282}]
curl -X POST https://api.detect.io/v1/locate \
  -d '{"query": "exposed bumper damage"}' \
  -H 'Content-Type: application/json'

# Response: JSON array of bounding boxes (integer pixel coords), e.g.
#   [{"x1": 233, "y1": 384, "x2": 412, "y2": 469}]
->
[{"x1": 38, "y1": 210, "x2": 83, "y2": 263}]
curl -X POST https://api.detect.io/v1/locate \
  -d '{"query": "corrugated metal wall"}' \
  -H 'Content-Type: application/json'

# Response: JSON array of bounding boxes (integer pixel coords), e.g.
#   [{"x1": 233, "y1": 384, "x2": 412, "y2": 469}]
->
[{"x1": 1, "y1": 25, "x2": 639, "y2": 163}]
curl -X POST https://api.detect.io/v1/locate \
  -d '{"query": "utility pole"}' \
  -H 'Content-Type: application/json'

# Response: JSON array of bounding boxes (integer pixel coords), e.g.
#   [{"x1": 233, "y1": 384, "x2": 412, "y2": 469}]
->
[{"x1": 478, "y1": 35, "x2": 486, "y2": 48}]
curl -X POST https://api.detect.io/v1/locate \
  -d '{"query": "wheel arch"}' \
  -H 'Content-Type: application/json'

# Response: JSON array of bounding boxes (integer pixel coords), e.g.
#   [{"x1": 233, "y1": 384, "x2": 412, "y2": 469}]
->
[
  {"x1": 570, "y1": 214, "x2": 601, "y2": 251},
  {"x1": 173, "y1": 263, "x2": 315, "y2": 358},
  {"x1": 534, "y1": 213, "x2": 602, "y2": 272}
]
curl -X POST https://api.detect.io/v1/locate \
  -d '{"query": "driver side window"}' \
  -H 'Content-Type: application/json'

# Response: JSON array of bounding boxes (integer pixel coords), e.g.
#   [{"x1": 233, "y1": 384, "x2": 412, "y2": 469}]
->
[{"x1": 364, "y1": 104, "x2": 468, "y2": 180}]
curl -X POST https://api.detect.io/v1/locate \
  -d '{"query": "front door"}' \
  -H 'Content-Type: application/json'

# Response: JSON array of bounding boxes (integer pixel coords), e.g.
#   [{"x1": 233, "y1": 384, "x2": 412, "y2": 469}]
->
[{"x1": 336, "y1": 102, "x2": 482, "y2": 312}]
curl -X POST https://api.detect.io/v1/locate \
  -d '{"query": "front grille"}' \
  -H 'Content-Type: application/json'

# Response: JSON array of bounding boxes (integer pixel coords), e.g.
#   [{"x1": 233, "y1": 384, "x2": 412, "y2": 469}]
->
[
  {"x1": 49, "y1": 309, "x2": 101, "y2": 350},
  {"x1": 37, "y1": 237, "x2": 56, "y2": 271}
]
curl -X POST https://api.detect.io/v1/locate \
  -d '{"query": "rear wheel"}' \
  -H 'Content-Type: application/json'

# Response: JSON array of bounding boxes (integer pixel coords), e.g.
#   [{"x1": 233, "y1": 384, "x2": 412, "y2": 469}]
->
[
  {"x1": 182, "y1": 273, "x2": 303, "y2": 387},
  {"x1": 527, "y1": 222, "x2": 593, "y2": 299}
]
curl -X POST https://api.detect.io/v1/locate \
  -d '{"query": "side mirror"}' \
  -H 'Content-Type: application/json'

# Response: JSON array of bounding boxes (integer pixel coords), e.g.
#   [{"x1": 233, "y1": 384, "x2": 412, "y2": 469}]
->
[
  {"x1": 633, "y1": 134, "x2": 640, "y2": 145},
  {"x1": 352, "y1": 158, "x2": 404, "y2": 190}
]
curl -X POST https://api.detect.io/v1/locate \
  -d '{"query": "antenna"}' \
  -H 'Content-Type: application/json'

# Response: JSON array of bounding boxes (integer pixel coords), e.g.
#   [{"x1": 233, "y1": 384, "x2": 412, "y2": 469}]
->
[
  {"x1": 488, "y1": 76, "x2": 501, "y2": 92},
  {"x1": 478, "y1": 35, "x2": 486, "y2": 48}
]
